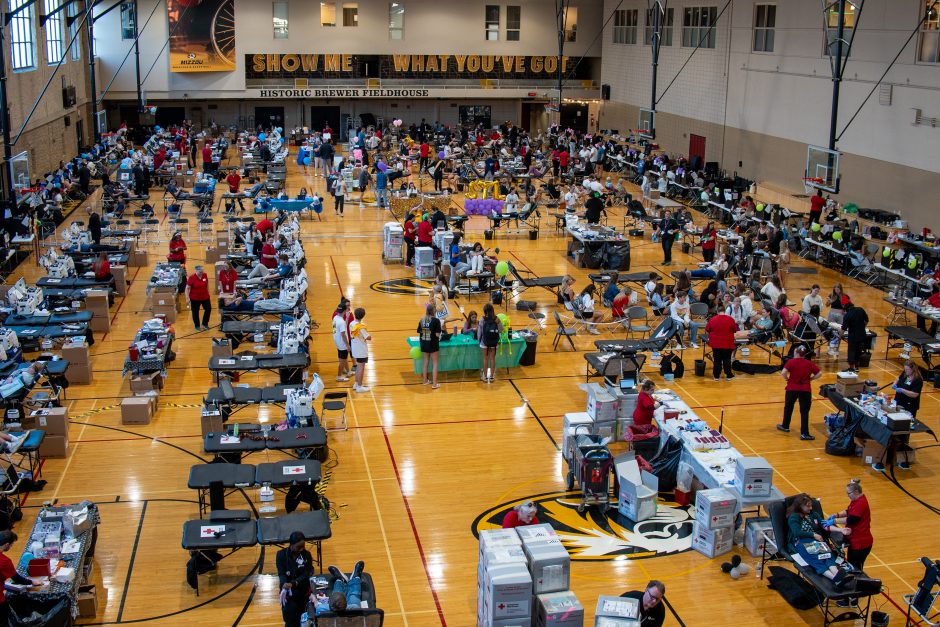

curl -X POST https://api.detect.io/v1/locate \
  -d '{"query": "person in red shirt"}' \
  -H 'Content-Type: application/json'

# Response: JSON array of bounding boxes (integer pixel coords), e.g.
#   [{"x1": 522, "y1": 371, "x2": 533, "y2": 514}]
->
[
  {"x1": 0, "y1": 530, "x2": 30, "y2": 623},
  {"x1": 809, "y1": 190, "x2": 825, "y2": 224},
  {"x1": 202, "y1": 143, "x2": 213, "y2": 173},
  {"x1": 217, "y1": 260, "x2": 239, "y2": 297},
  {"x1": 403, "y1": 212, "x2": 417, "y2": 267},
  {"x1": 185, "y1": 265, "x2": 212, "y2": 330},
  {"x1": 225, "y1": 170, "x2": 241, "y2": 193},
  {"x1": 777, "y1": 345, "x2": 822, "y2": 439},
  {"x1": 633, "y1": 380, "x2": 661, "y2": 427},
  {"x1": 167, "y1": 232, "x2": 187, "y2": 263},
  {"x1": 154, "y1": 147, "x2": 167, "y2": 170},
  {"x1": 558, "y1": 150, "x2": 570, "y2": 174},
  {"x1": 700, "y1": 221, "x2": 717, "y2": 262},
  {"x1": 418, "y1": 141, "x2": 430, "y2": 173},
  {"x1": 917, "y1": 283, "x2": 940, "y2": 336},
  {"x1": 256, "y1": 218, "x2": 275, "y2": 237},
  {"x1": 416, "y1": 213, "x2": 433, "y2": 247},
  {"x1": 92, "y1": 252, "x2": 112, "y2": 281},
  {"x1": 835, "y1": 478, "x2": 873, "y2": 580},
  {"x1": 705, "y1": 311, "x2": 738, "y2": 381},
  {"x1": 260, "y1": 235, "x2": 278, "y2": 269},
  {"x1": 502, "y1": 500, "x2": 540, "y2": 528}
]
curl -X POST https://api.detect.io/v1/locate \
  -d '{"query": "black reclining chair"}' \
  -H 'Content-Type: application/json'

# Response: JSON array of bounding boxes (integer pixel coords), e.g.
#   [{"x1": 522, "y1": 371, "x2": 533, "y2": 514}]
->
[
  {"x1": 310, "y1": 572, "x2": 383, "y2": 626},
  {"x1": 507, "y1": 262, "x2": 564, "y2": 297},
  {"x1": 762, "y1": 496, "x2": 880, "y2": 627}
]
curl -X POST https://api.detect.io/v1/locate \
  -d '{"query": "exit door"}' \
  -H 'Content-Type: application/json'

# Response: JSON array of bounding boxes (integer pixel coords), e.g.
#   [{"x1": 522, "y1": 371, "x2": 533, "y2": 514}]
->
[
  {"x1": 689, "y1": 134, "x2": 706, "y2": 171},
  {"x1": 255, "y1": 106, "x2": 285, "y2": 132},
  {"x1": 310, "y1": 106, "x2": 341, "y2": 135}
]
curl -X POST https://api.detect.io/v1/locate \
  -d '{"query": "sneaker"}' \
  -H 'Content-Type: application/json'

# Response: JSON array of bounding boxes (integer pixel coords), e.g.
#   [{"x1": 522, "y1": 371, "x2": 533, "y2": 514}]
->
[
  {"x1": 588, "y1": 326, "x2": 600, "y2": 335},
  {"x1": 690, "y1": 342, "x2": 699, "y2": 349},
  {"x1": 776, "y1": 424, "x2": 790, "y2": 433},
  {"x1": 336, "y1": 376, "x2": 349, "y2": 382},
  {"x1": 800, "y1": 433, "x2": 816, "y2": 441},
  {"x1": 713, "y1": 377, "x2": 721, "y2": 382},
  {"x1": 872, "y1": 462, "x2": 885, "y2": 472},
  {"x1": 328, "y1": 565, "x2": 348, "y2": 583},
  {"x1": 353, "y1": 385, "x2": 370, "y2": 393},
  {"x1": 480, "y1": 371, "x2": 486, "y2": 381},
  {"x1": 726, "y1": 376, "x2": 735, "y2": 381},
  {"x1": 431, "y1": 383, "x2": 440, "y2": 389},
  {"x1": 351, "y1": 560, "x2": 365, "y2": 581},
  {"x1": 898, "y1": 461, "x2": 911, "y2": 470}
]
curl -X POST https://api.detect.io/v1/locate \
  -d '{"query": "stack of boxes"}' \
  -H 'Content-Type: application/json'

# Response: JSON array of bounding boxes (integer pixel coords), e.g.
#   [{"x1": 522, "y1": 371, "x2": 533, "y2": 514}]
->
[
  {"x1": 615, "y1": 453, "x2": 658, "y2": 523},
  {"x1": 579, "y1": 383, "x2": 638, "y2": 442},
  {"x1": 111, "y1": 264, "x2": 128, "y2": 297},
  {"x1": 62, "y1": 338, "x2": 92, "y2": 386},
  {"x1": 519, "y1": 525, "x2": 570, "y2": 599},
  {"x1": 414, "y1": 246, "x2": 435, "y2": 279},
  {"x1": 121, "y1": 396, "x2": 157, "y2": 426},
  {"x1": 478, "y1": 529, "x2": 532, "y2": 627},
  {"x1": 85, "y1": 289, "x2": 110, "y2": 334},
  {"x1": 26, "y1": 406, "x2": 69, "y2": 458},
  {"x1": 151, "y1": 286, "x2": 179, "y2": 323},
  {"x1": 535, "y1": 591, "x2": 583, "y2": 626},
  {"x1": 692, "y1": 488, "x2": 737, "y2": 558},
  {"x1": 733, "y1": 456, "x2": 774, "y2": 501}
]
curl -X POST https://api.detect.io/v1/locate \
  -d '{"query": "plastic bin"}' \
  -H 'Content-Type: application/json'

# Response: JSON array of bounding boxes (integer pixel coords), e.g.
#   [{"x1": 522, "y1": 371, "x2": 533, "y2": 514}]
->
[{"x1": 519, "y1": 331, "x2": 538, "y2": 366}]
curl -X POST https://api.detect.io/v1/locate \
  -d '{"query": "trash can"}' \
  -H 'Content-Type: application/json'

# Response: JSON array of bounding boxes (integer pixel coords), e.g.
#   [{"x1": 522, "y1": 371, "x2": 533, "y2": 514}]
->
[
  {"x1": 528, "y1": 229, "x2": 538, "y2": 240},
  {"x1": 871, "y1": 610, "x2": 889, "y2": 627},
  {"x1": 519, "y1": 331, "x2": 538, "y2": 366},
  {"x1": 694, "y1": 359, "x2": 706, "y2": 377}
]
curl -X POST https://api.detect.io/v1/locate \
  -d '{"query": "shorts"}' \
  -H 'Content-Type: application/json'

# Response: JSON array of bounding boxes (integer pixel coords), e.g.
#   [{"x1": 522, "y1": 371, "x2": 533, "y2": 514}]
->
[
  {"x1": 336, "y1": 349, "x2": 348, "y2": 359},
  {"x1": 355, "y1": 357, "x2": 368, "y2": 364}
]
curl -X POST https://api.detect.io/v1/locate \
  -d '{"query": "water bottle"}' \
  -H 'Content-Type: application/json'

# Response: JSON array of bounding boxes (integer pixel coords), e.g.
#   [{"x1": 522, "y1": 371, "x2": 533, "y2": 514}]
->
[{"x1": 287, "y1": 411, "x2": 298, "y2": 429}]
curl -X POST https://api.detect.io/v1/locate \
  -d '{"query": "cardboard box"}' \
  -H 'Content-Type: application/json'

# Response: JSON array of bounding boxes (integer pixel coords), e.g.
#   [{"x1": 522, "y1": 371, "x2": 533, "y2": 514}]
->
[
  {"x1": 77, "y1": 584, "x2": 98, "y2": 618},
  {"x1": 536, "y1": 590, "x2": 584, "y2": 627},
  {"x1": 152, "y1": 305, "x2": 177, "y2": 323},
  {"x1": 744, "y1": 517, "x2": 776, "y2": 557},
  {"x1": 61, "y1": 341, "x2": 89, "y2": 365},
  {"x1": 836, "y1": 378, "x2": 866, "y2": 397},
  {"x1": 516, "y1": 524, "x2": 558, "y2": 545},
  {"x1": 695, "y1": 488, "x2": 738, "y2": 529},
  {"x1": 85, "y1": 293, "x2": 110, "y2": 317},
  {"x1": 205, "y1": 247, "x2": 220, "y2": 264},
  {"x1": 691, "y1": 521, "x2": 734, "y2": 558},
  {"x1": 859, "y1": 437, "x2": 886, "y2": 465},
  {"x1": 212, "y1": 339, "x2": 233, "y2": 358},
  {"x1": 39, "y1": 434, "x2": 68, "y2": 458},
  {"x1": 594, "y1": 595, "x2": 640, "y2": 624},
  {"x1": 65, "y1": 363, "x2": 93, "y2": 385},
  {"x1": 152, "y1": 288, "x2": 179, "y2": 311},
  {"x1": 121, "y1": 397, "x2": 152, "y2": 425},
  {"x1": 896, "y1": 444, "x2": 916, "y2": 465},
  {"x1": 734, "y1": 456, "x2": 774, "y2": 498},
  {"x1": 200, "y1": 408, "x2": 223, "y2": 437},
  {"x1": 561, "y1": 412, "x2": 593, "y2": 461},
  {"x1": 584, "y1": 383, "x2": 619, "y2": 422},
  {"x1": 29, "y1": 407, "x2": 68, "y2": 436},
  {"x1": 123, "y1": 238, "x2": 136, "y2": 255},
  {"x1": 112, "y1": 265, "x2": 128, "y2": 297},
  {"x1": 479, "y1": 562, "x2": 532, "y2": 621},
  {"x1": 479, "y1": 546, "x2": 528, "y2": 578},
  {"x1": 479, "y1": 528, "x2": 522, "y2": 558},
  {"x1": 616, "y1": 452, "x2": 659, "y2": 522},
  {"x1": 522, "y1": 538, "x2": 570, "y2": 594},
  {"x1": 133, "y1": 250, "x2": 149, "y2": 267},
  {"x1": 89, "y1": 316, "x2": 111, "y2": 333},
  {"x1": 130, "y1": 371, "x2": 162, "y2": 393}
]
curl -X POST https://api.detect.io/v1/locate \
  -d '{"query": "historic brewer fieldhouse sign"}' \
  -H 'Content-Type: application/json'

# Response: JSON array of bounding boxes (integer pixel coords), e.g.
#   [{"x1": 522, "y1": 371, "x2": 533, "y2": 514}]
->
[{"x1": 246, "y1": 54, "x2": 589, "y2": 81}]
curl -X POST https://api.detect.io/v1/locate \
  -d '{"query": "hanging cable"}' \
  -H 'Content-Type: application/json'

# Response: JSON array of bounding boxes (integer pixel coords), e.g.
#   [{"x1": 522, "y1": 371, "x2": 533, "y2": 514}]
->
[
  {"x1": 557, "y1": 0, "x2": 626, "y2": 92},
  {"x1": 96, "y1": 0, "x2": 163, "y2": 104},
  {"x1": 836, "y1": 0, "x2": 939, "y2": 142},
  {"x1": 141, "y1": 3, "x2": 193, "y2": 85}
]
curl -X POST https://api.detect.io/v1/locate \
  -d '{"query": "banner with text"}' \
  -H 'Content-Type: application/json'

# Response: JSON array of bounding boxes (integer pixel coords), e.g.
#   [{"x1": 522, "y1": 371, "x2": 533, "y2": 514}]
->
[{"x1": 169, "y1": 0, "x2": 236, "y2": 73}]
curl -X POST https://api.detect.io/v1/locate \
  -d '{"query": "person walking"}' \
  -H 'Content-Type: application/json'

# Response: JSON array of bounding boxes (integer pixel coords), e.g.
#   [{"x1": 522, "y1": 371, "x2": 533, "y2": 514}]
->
[
  {"x1": 418, "y1": 303, "x2": 442, "y2": 389},
  {"x1": 705, "y1": 310, "x2": 737, "y2": 381},
  {"x1": 834, "y1": 478, "x2": 873, "y2": 607},
  {"x1": 777, "y1": 345, "x2": 822, "y2": 440},
  {"x1": 841, "y1": 301, "x2": 869, "y2": 372},
  {"x1": 658, "y1": 210, "x2": 679, "y2": 266},
  {"x1": 478, "y1": 303, "x2": 504, "y2": 383},
  {"x1": 88, "y1": 209, "x2": 102, "y2": 245},
  {"x1": 185, "y1": 264, "x2": 212, "y2": 331},
  {"x1": 333, "y1": 176, "x2": 347, "y2": 217}
]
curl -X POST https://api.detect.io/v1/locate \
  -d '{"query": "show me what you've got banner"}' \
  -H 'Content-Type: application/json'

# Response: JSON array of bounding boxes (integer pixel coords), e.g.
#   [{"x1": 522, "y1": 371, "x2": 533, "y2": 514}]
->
[{"x1": 246, "y1": 54, "x2": 580, "y2": 80}]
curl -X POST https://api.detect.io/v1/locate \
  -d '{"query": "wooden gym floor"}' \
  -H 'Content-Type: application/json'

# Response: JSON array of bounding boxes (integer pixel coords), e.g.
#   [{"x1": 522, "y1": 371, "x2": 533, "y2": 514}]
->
[{"x1": 12, "y1": 152, "x2": 940, "y2": 626}]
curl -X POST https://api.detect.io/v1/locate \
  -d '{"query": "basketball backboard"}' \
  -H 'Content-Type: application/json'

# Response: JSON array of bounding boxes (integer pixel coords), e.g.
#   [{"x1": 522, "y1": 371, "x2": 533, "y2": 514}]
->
[
  {"x1": 805, "y1": 144, "x2": 840, "y2": 194},
  {"x1": 638, "y1": 108, "x2": 655, "y2": 140}
]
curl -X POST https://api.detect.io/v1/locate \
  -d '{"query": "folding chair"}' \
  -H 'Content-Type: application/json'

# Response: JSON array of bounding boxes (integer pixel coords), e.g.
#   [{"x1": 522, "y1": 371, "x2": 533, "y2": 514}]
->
[
  {"x1": 140, "y1": 218, "x2": 162, "y2": 244},
  {"x1": 168, "y1": 217, "x2": 190, "y2": 237},
  {"x1": 526, "y1": 312, "x2": 546, "y2": 334},
  {"x1": 552, "y1": 311, "x2": 578, "y2": 351},
  {"x1": 626, "y1": 306, "x2": 651, "y2": 338},
  {"x1": 321, "y1": 392, "x2": 348, "y2": 431},
  {"x1": 197, "y1": 217, "x2": 215, "y2": 243}
]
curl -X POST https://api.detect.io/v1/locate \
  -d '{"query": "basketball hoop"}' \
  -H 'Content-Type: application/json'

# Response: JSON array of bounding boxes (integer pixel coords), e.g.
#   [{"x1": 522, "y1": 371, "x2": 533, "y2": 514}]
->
[{"x1": 802, "y1": 177, "x2": 824, "y2": 194}]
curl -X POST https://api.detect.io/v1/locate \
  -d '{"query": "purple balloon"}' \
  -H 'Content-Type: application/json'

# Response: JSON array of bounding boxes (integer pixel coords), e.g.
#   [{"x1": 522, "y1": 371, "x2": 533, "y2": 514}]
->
[
  {"x1": 377, "y1": 162, "x2": 388, "y2": 172},
  {"x1": 438, "y1": 151, "x2": 445, "y2": 159}
]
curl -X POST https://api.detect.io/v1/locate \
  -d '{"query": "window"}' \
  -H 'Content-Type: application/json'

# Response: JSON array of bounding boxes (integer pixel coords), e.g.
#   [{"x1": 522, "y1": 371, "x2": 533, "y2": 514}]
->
[
  {"x1": 44, "y1": 0, "x2": 65, "y2": 64},
  {"x1": 485, "y1": 5, "x2": 499, "y2": 41},
  {"x1": 389, "y1": 2, "x2": 404, "y2": 40},
  {"x1": 682, "y1": 6, "x2": 717, "y2": 48},
  {"x1": 644, "y1": 7, "x2": 674, "y2": 45},
  {"x1": 753, "y1": 4, "x2": 775, "y2": 52},
  {"x1": 564, "y1": 6, "x2": 578, "y2": 42},
  {"x1": 321, "y1": 2, "x2": 336, "y2": 27},
  {"x1": 273, "y1": 1, "x2": 288, "y2": 39},
  {"x1": 120, "y1": 1, "x2": 136, "y2": 40},
  {"x1": 9, "y1": 0, "x2": 36, "y2": 70},
  {"x1": 506, "y1": 5, "x2": 521, "y2": 41},
  {"x1": 342, "y1": 3, "x2": 358, "y2": 27},
  {"x1": 917, "y1": 0, "x2": 939, "y2": 63},
  {"x1": 824, "y1": 3, "x2": 856, "y2": 56},
  {"x1": 613, "y1": 10, "x2": 626, "y2": 43},
  {"x1": 68, "y1": 0, "x2": 80, "y2": 60}
]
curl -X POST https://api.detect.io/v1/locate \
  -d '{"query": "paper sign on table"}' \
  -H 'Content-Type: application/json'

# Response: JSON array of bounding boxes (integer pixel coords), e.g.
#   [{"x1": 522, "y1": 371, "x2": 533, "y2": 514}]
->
[
  {"x1": 220, "y1": 435, "x2": 240, "y2": 445},
  {"x1": 200, "y1": 525, "x2": 225, "y2": 538},
  {"x1": 282, "y1": 465, "x2": 306, "y2": 475}
]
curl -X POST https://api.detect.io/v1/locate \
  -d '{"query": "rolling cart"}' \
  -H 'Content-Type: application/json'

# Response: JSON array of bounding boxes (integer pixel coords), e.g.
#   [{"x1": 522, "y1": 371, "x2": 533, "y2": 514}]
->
[{"x1": 566, "y1": 431, "x2": 613, "y2": 514}]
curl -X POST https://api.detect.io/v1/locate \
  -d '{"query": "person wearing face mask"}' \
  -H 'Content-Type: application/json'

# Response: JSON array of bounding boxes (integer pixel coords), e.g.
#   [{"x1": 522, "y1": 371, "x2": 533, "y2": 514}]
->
[{"x1": 620, "y1": 580, "x2": 666, "y2": 627}]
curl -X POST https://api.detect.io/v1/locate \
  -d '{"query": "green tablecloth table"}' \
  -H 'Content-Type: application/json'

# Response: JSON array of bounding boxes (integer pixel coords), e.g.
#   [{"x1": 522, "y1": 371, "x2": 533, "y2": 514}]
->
[{"x1": 406, "y1": 332, "x2": 526, "y2": 373}]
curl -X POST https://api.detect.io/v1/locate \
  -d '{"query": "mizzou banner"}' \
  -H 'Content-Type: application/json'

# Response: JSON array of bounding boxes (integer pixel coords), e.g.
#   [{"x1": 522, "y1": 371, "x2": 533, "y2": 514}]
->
[{"x1": 168, "y1": 0, "x2": 236, "y2": 73}]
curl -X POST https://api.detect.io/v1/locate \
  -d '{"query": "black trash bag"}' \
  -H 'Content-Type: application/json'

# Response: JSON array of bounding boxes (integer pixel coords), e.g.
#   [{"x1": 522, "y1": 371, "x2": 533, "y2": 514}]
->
[
  {"x1": 825, "y1": 407, "x2": 864, "y2": 456},
  {"x1": 9, "y1": 595, "x2": 71, "y2": 627},
  {"x1": 649, "y1": 436, "x2": 683, "y2": 492},
  {"x1": 186, "y1": 549, "x2": 223, "y2": 589},
  {"x1": 285, "y1": 484, "x2": 323, "y2": 513}
]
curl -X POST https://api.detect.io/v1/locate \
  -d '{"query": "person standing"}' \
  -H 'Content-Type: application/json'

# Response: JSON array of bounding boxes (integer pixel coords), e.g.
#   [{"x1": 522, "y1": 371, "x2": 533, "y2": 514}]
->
[
  {"x1": 893, "y1": 359, "x2": 923, "y2": 419},
  {"x1": 705, "y1": 310, "x2": 737, "y2": 381},
  {"x1": 349, "y1": 307, "x2": 371, "y2": 393},
  {"x1": 841, "y1": 301, "x2": 869, "y2": 372},
  {"x1": 419, "y1": 140, "x2": 430, "y2": 173},
  {"x1": 201, "y1": 142, "x2": 213, "y2": 174},
  {"x1": 78, "y1": 160, "x2": 91, "y2": 195},
  {"x1": 332, "y1": 303, "x2": 351, "y2": 383},
  {"x1": 375, "y1": 165, "x2": 388, "y2": 208},
  {"x1": 403, "y1": 213, "x2": 417, "y2": 266},
  {"x1": 809, "y1": 189, "x2": 825, "y2": 224},
  {"x1": 185, "y1": 265, "x2": 212, "y2": 331},
  {"x1": 333, "y1": 176, "x2": 347, "y2": 217},
  {"x1": 478, "y1": 303, "x2": 504, "y2": 383},
  {"x1": 777, "y1": 345, "x2": 822, "y2": 440},
  {"x1": 834, "y1": 478, "x2": 873, "y2": 607},
  {"x1": 418, "y1": 303, "x2": 442, "y2": 389},
  {"x1": 620, "y1": 580, "x2": 667, "y2": 627},
  {"x1": 700, "y1": 221, "x2": 717, "y2": 262},
  {"x1": 358, "y1": 166, "x2": 372, "y2": 207},
  {"x1": 276, "y1": 531, "x2": 314, "y2": 627},
  {"x1": 225, "y1": 169, "x2": 245, "y2": 211},
  {"x1": 633, "y1": 380, "x2": 661, "y2": 427},
  {"x1": 658, "y1": 210, "x2": 679, "y2": 266},
  {"x1": 87, "y1": 209, "x2": 102, "y2": 245}
]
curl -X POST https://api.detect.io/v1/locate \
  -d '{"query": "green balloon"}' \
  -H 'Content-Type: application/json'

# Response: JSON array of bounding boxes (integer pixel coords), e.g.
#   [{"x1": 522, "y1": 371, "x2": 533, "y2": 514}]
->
[
  {"x1": 909, "y1": 257, "x2": 918, "y2": 269},
  {"x1": 495, "y1": 261, "x2": 509, "y2": 277},
  {"x1": 756, "y1": 203, "x2": 765, "y2": 212},
  {"x1": 811, "y1": 223, "x2": 821, "y2": 232},
  {"x1": 832, "y1": 231, "x2": 843, "y2": 241},
  {"x1": 409, "y1": 346, "x2": 422, "y2": 359},
  {"x1": 497, "y1": 313, "x2": 510, "y2": 326},
  {"x1": 883, "y1": 247, "x2": 891, "y2": 257}
]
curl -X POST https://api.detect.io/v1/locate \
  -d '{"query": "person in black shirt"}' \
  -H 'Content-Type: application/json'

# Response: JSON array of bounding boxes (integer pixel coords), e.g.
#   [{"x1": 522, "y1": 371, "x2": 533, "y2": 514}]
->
[
  {"x1": 658, "y1": 211, "x2": 679, "y2": 266},
  {"x1": 893, "y1": 359, "x2": 923, "y2": 418},
  {"x1": 620, "y1": 580, "x2": 666, "y2": 627},
  {"x1": 88, "y1": 210, "x2": 102, "y2": 245},
  {"x1": 418, "y1": 303, "x2": 442, "y2": 389},
  {"x1": 276, "y1": 531, "x2": 314, "y2": 627},
  {"x1": 584, "y1": 192, "x2": 606, "y2": 225},
  {"x1": 840, "y1": 301, "x2": 869, "y2": 372},
  {"x1": 78, "y1": 162, "x2": 91, "y2": 195}
]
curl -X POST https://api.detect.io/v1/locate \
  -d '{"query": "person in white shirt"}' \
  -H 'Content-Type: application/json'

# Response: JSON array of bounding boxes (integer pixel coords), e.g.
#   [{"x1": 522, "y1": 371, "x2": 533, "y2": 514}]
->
[
  {"x1": 563, "y1": 187, "x2": 580, "y2": 209},
  {"x1": 644, "y1": 273, "x2": 660, "y2": 301},
  {"x1": 670, "y1": 291, "x2": 700, "y2": 347},
  {"x1": 739, "y1": 288, "x2": 755, "y2": 321},
  {"x1": 504, "y1": 189, "x2": 519, "y2": 213},
  {"x1": 657, "y1": 176, "x2": 667, "y2": 195},
  {"x1": 332, "y1": 309, "x2": 350, "y2": 382},
  {"x1": 761, "y1": 276, "x2": 784, "y2": 306},
  {"x1": 641, "y1": 174, "x2": 652, "y2": 198},
  {"x1": 576, "y1": 284, "x2": 605, "y2": 334},
  {"x1": 349, "y1": 307, "x2": 371, "y2": 392},
  {"x1": 802, "y1": 284, "x2": 824, "y2": 314},
  {"x1": 724, "y1": 294, "x2": 747, "y2": 328}
]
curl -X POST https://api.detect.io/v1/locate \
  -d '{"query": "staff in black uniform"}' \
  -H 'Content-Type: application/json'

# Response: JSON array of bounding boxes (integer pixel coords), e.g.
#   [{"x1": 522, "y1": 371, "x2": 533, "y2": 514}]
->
[
  {"x1": 276, "y1": 531, "x2": 314, "y2": 627},
  {"x1": 658, "y1": 211, "x2": 679, "y2": 266},
  {"x1": 620, "y1": 580, "x2": 666, "y2": 627}
]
